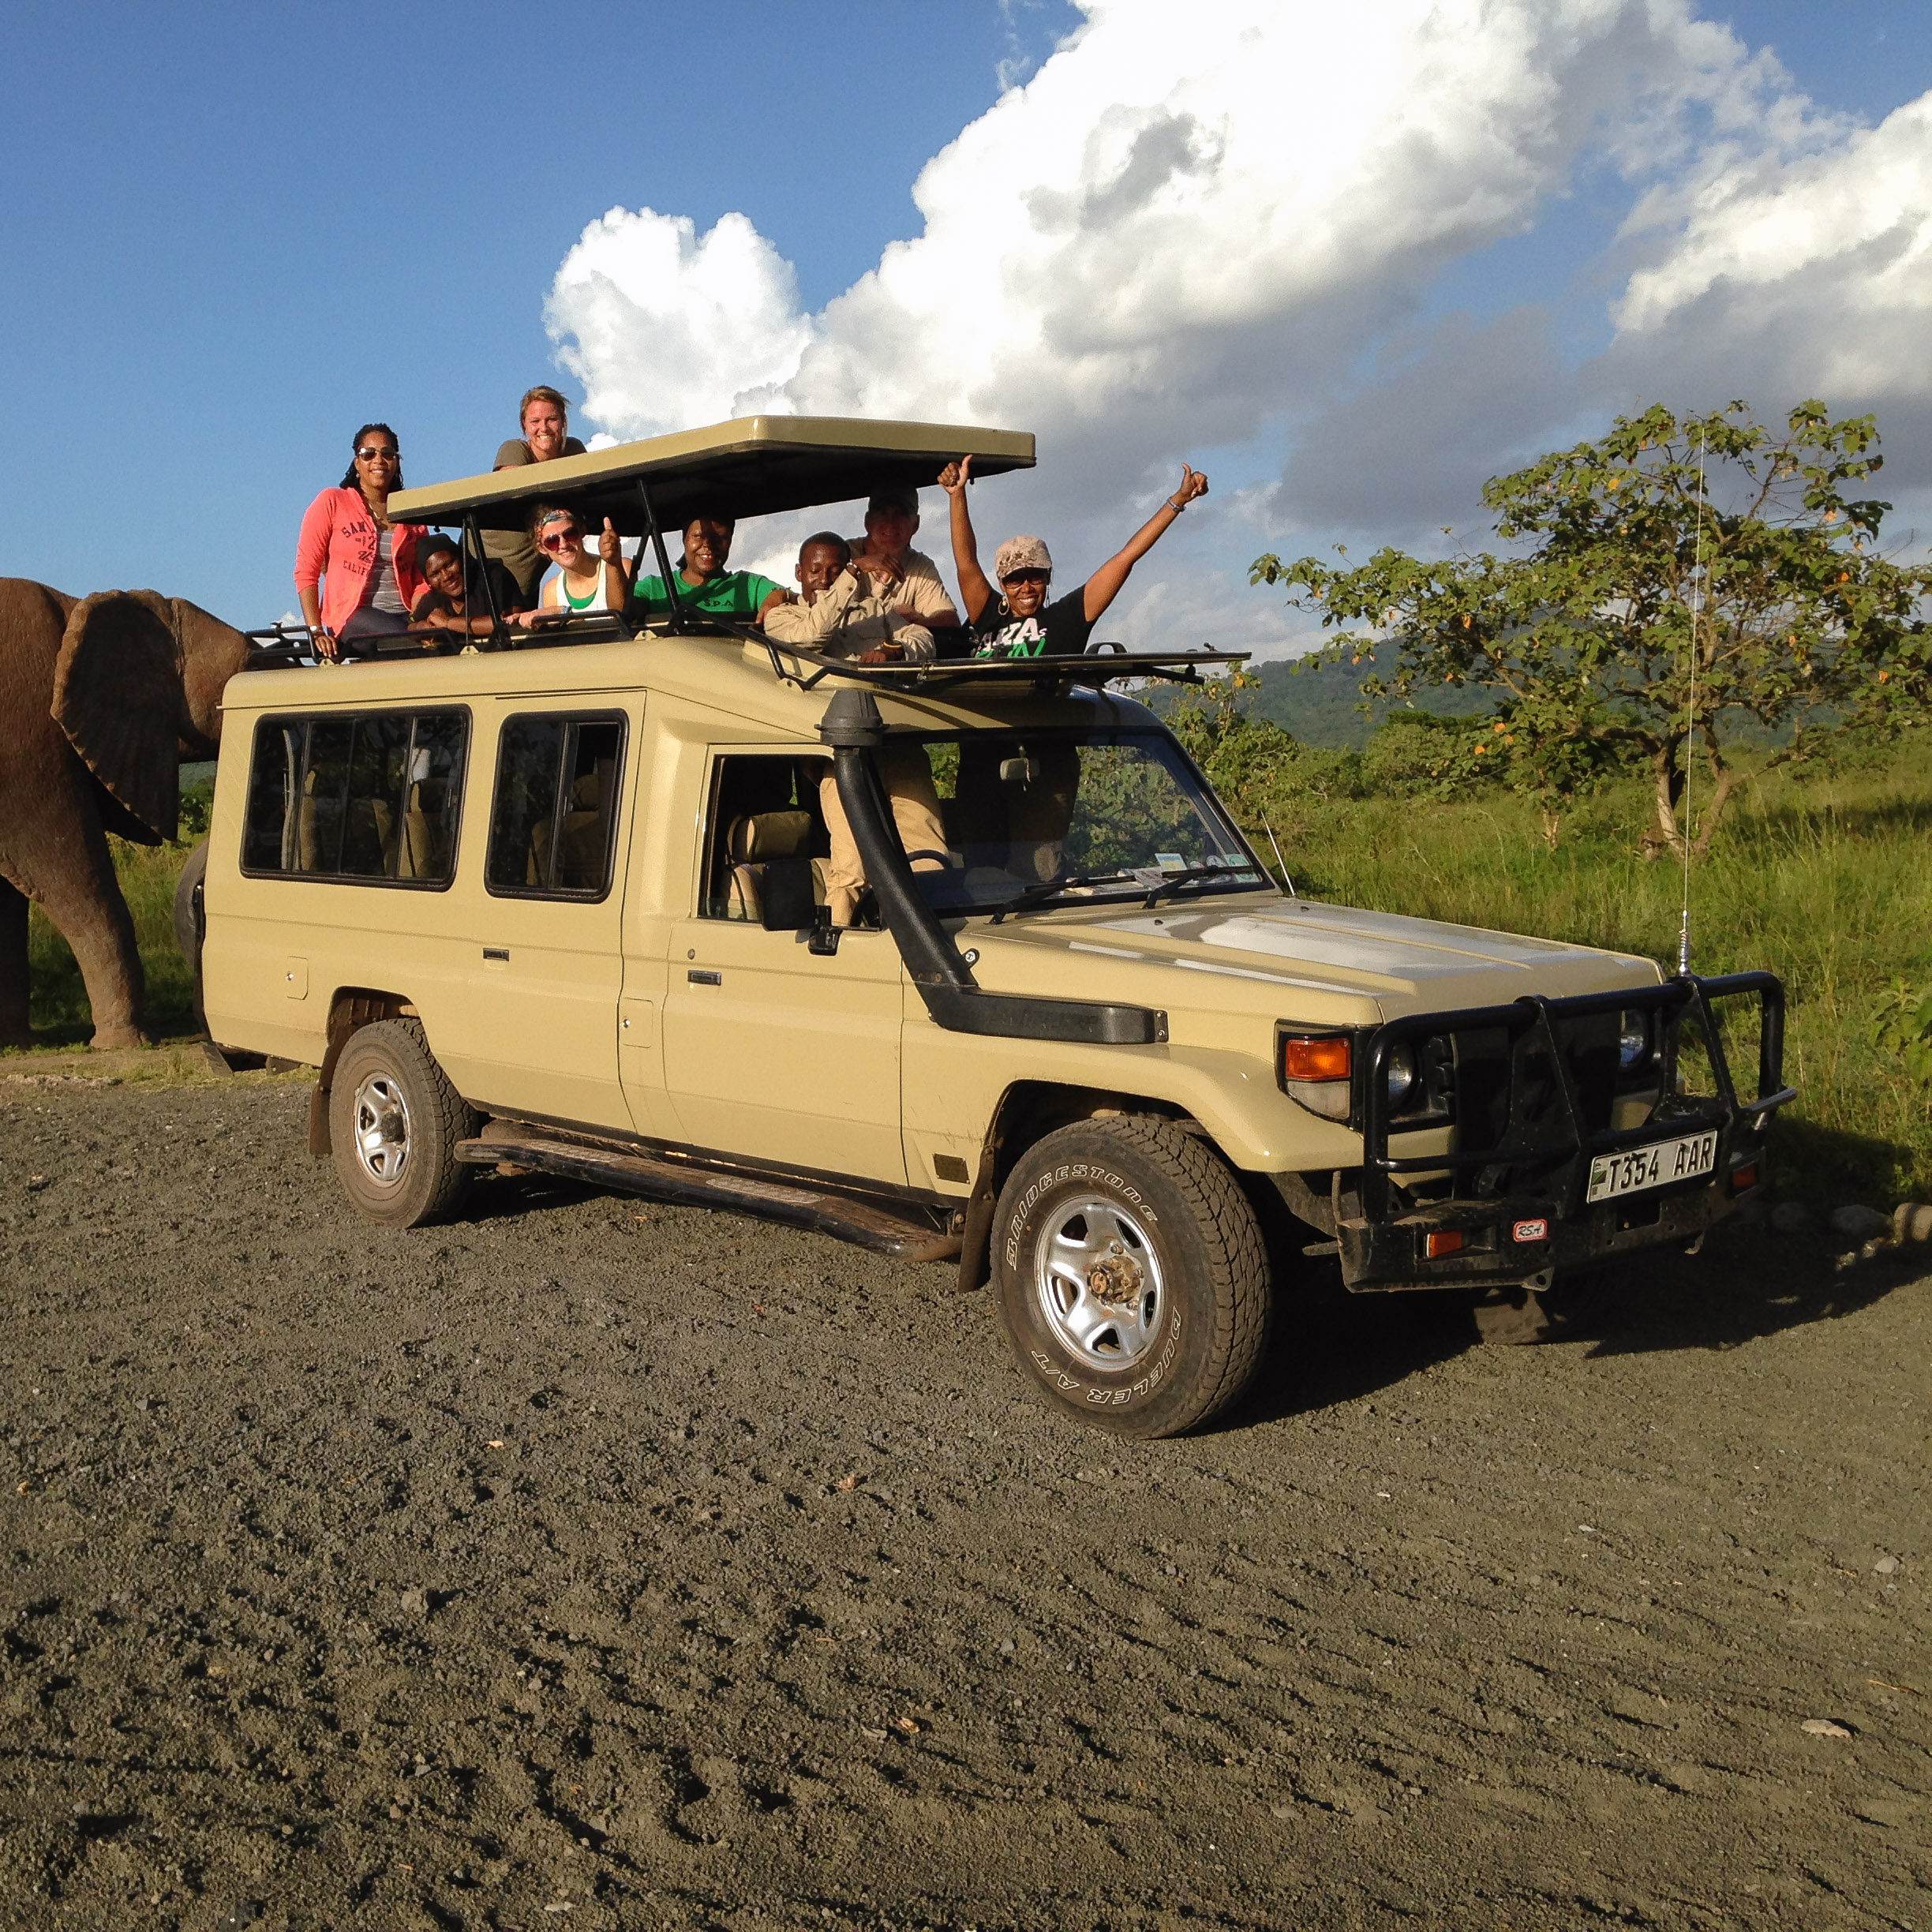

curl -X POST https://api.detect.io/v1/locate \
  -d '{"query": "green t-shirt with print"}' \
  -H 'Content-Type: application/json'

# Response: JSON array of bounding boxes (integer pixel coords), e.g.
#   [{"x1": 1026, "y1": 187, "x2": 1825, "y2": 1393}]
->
[{"x1": 632, "y1": 571, "x2": 781, "y2": 620}]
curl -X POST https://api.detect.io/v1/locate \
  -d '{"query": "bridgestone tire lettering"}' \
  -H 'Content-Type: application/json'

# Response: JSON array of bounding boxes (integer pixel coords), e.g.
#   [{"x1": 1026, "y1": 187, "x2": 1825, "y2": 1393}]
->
[{"x1": 991, "y1": 1116, "x2": 1271, "y2": 1440}]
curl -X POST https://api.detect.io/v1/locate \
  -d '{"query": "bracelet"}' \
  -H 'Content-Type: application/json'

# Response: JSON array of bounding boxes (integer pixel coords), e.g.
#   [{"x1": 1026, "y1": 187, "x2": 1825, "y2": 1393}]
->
[{"x1": 1166, "y1": 497, "x2": 1186, "y2": 513}]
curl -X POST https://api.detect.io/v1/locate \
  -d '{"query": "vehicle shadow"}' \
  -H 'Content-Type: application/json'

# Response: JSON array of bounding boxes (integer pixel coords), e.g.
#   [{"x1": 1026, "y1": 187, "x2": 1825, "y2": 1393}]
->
[
  {"x1": 1224, "y1": 1222, "x2": 1923, "y2": 1432},
  {"x1": 459, "y1": 1170, "x2": 603, "y2": 1222},
  {"x1": 1563, "y1": 1222, "x2": 1921, "y2": 1359}
]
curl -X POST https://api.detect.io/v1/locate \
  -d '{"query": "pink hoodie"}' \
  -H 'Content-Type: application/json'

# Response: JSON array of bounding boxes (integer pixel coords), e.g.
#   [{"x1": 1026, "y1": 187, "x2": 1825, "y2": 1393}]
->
[{"x1": 294, "y1": 486, "x2": 428, "y2": 633}]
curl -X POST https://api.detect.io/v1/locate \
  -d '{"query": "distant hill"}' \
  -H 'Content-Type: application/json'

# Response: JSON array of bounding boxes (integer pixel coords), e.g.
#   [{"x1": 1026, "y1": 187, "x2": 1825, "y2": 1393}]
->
[{"x1": 1243, "y1": 644, "x2": 1489, "y2": 748}]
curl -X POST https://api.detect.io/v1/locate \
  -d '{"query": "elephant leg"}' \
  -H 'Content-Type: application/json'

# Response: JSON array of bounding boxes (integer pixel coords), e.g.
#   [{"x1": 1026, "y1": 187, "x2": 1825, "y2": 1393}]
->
[
  {"x1": 0, "y1": 876, "x2": 28, "y2": 1047},
  {"x1": 13, "y1": 811, "x2": 148, "y2": 1050}
]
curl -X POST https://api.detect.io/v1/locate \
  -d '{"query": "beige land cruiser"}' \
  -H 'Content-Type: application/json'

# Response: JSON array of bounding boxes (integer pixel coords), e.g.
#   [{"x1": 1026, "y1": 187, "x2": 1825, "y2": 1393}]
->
[{"x1": 198, "y1": 417, "x2": 1792, "y2": 1437}]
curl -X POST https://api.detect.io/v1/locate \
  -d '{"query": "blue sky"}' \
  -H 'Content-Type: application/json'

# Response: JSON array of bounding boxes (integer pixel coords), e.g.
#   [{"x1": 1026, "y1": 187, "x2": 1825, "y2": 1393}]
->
[{"x1": 1, "y1": 1, "x2": 1926, "y2": 645}]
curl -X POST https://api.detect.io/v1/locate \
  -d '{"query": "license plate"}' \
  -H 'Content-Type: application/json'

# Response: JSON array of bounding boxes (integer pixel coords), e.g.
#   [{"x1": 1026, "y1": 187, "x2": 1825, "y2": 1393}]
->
[{"x1": 1586, "y1": 1130, "x2": 1718, "y2": 1204}]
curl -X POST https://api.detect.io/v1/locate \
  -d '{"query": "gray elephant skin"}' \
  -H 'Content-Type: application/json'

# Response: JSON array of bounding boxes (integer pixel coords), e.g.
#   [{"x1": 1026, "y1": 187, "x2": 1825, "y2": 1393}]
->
[{"x1": 0, "y1": 578, "x2": 250, "y2": 1049}]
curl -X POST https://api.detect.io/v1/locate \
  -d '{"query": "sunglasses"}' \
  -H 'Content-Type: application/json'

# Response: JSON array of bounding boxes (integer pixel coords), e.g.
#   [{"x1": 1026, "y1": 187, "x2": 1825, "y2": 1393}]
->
[
  {"x1": 1002, "y1": 568, "x2": 1050, "y2": 586},
  {"x1": 355, "y1": 446, "x2": 398, "y2": 461},
  {"x1": 538, "y1": 526, "x2": 582, "y2": 550}
]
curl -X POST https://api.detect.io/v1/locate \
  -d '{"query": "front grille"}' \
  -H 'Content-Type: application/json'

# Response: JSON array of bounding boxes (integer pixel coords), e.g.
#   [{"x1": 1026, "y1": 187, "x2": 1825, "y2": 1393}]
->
[{"x1": 1357, "y1": 972, "x2": 1791, "y2": 1222}]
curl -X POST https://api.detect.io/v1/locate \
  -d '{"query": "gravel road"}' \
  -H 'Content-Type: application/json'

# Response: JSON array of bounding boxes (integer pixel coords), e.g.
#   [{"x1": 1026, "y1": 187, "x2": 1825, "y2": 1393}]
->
[{"x1": 1, "y1": 1078, "x2": 1926, "y2": 1930}]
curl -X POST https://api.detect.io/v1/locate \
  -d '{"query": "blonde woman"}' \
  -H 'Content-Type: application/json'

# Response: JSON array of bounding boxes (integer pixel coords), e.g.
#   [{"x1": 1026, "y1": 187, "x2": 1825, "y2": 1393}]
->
[{"x1": 529, "y1": 504, "x2": 627, "y2": 619}]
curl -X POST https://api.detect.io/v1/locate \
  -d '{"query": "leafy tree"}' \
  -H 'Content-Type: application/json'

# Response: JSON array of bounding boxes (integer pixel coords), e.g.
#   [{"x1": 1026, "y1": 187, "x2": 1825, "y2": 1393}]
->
[{"x1": 1252, "y1": 401, "x2": 1932, "y2": 858}]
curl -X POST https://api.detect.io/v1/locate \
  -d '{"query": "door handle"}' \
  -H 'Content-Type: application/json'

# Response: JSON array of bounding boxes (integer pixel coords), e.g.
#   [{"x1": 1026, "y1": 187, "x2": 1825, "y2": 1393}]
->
[{"x1": 687, "y1": 968, "x2": 721, "y2": 986}]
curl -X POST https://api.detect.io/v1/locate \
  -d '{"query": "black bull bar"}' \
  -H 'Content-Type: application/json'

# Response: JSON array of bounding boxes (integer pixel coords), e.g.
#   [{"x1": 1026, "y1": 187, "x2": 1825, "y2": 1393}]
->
[{"x1": 1339, "y1": 972, "x2": 1795, "y2": 1292}]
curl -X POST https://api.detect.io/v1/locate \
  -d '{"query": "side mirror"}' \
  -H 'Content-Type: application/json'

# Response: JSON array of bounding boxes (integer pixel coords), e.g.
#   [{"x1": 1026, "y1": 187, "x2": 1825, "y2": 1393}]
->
[{"x1": 758, "y1": 858, "x2": 818, "y2": 933}]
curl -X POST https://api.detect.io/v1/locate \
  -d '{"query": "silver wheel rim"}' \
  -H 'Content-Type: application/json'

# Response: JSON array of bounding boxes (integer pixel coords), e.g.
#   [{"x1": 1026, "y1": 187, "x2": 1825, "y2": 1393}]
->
[
  {"x1": 351, "y1": 1071, "x2": 411, "y2": 1187},
  {"x1": 1032, "y1": 1193, "x2": 1165, "y2": 1369}
]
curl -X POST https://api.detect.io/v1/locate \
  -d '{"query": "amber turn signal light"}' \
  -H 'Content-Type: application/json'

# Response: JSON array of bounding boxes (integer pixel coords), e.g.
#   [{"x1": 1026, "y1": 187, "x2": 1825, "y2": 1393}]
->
[
  {"x1": 1425, "y1": 1229, "x2": 1465, "y2": 1260},
  {"x1": 1730, "y1": 1164, "x2": 1758, "y2": 1193},
  {"x1": 1281, "y1": 1035, "x2": 1351, "y2": 1083}
]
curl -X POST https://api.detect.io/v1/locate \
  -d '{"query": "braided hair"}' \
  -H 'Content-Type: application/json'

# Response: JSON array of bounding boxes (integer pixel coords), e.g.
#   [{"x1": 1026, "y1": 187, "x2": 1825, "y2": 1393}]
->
[{"x1": 339, "y1": 423, "x2": 402, "y2": 490}]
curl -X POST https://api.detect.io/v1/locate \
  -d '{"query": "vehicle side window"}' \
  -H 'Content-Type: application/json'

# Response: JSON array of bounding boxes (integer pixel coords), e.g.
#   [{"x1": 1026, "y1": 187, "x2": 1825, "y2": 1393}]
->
[
  {"x1": 485, "y1": 713, "x2": 627, "y2": 900},
  {"x1": 240, "y1": 710, "x2": 468, "y2": 886},
  {"x1": 698, "y1": 753, "x2": 833, "y2": 923}
]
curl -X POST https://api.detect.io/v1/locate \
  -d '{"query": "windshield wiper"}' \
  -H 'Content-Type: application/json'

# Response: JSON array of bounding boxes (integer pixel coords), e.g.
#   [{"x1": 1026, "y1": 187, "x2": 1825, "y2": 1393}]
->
[
  {"x1": 986, "y1": 871, "x2": 1140, "y2": 924},
  {"x1": 1143, "y1": 863, "x2": 1264, "y2": 908}
]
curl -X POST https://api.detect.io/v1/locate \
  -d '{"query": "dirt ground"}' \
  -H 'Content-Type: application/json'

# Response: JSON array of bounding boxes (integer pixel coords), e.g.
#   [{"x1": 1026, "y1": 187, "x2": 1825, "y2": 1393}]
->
[{"x1": 0, "y1": 1076, "x2": 1926, "y2": 1931}]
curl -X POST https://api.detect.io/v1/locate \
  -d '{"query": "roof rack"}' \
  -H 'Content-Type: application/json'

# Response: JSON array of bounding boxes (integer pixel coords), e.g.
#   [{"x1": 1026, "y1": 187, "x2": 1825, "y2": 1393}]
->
[{"x1": 754, "y1": 635, "x2": 1252, "y2": 692}]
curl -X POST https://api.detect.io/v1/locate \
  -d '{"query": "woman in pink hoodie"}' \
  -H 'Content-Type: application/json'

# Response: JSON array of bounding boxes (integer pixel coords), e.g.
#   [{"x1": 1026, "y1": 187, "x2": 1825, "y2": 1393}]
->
[{"x1": 294, "y1": 423, "x2": 427, "y2": 660}]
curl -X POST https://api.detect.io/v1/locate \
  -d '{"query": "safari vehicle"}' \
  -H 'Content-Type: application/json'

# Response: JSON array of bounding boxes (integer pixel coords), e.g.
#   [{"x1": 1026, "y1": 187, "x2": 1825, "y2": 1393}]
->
[{"x1": 199, "y1": 417, "x2": 1793, "y2": 1437}]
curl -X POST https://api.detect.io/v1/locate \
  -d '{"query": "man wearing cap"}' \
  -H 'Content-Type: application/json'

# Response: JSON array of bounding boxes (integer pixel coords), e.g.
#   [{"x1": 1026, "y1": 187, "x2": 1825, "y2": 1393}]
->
[
  {"x1": 846, "y1": 486, "x2": 959, "y2": 631},
  {"x1": 938, "y1": 455, "x2": 1209, "y2": 657},
  {"x1": 481, "y1": 386, "x2": 590, "y2": 602}
]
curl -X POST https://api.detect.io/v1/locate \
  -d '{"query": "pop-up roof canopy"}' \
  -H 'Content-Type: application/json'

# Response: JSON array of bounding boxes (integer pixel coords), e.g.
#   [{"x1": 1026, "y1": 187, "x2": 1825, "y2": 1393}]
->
[{"x1": 388, "y1": 414, "x2": 1036, "y2": 536}]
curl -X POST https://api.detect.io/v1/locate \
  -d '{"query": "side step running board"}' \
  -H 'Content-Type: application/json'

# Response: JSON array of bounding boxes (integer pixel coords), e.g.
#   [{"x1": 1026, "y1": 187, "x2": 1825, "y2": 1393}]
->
[{"x1": 454, "y1": 1129, "x2": 961, "y2": 1263}]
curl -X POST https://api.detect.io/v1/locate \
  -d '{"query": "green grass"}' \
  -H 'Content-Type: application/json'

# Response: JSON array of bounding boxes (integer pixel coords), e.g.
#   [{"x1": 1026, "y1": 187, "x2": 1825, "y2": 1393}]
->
[{"x1": 27, "y1": 755, "x2": 1931, "y2": 1208}]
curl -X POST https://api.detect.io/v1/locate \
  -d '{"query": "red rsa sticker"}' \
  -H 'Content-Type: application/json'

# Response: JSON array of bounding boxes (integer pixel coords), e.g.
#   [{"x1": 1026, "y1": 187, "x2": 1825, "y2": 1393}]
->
[{"x1": 1512, "y1": 1218, "x2": 1549, "y2": 1243}]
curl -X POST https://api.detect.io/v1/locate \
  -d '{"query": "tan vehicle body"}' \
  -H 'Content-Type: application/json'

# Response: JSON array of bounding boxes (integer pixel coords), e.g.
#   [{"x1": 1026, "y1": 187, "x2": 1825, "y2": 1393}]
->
[
  {"x1": 200, "y1": 414, "x2": 1785, "y2": 1435},
  {"x1": 202, "y1": 631, "x2": 1661, "y2": 1196}
]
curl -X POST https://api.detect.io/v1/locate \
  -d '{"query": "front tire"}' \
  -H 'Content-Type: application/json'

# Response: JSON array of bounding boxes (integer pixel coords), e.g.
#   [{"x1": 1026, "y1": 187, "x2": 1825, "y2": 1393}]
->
[
  {"x1": 991, "y1": 1117, "x2": 1272, "y2": 1437},
  {"x1": 328, "y1": 1019, "x2": 476, "y2": 1227}
]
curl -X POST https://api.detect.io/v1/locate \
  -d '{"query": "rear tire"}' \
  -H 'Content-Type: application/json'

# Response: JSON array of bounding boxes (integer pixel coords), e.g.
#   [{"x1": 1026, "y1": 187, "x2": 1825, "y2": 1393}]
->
[
  {"x1": 991, "y1": 1116, "x2": 1272, "y2": 1437},
  {"x1": 328, "y1": 1019, "x2": 476, "y2": 1228}
]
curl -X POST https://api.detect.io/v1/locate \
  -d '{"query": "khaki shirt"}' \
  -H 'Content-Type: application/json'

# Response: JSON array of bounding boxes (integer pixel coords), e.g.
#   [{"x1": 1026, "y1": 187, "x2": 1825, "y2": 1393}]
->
[
  {"x1": 764, "y1": 568, "x2": 935, "y2": 664},
  {"x1": 480, "y1": 434, "x2": 588, "y2": 597},
  {"x1": 842, "y1": 542, "x2": 958, "y2": 625}
]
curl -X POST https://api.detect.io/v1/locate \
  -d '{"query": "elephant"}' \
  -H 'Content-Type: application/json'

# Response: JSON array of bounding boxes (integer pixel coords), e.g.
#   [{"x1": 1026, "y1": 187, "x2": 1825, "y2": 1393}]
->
[{"x1": 0, "y1": 578, "x2": 252, "y2": 1049}]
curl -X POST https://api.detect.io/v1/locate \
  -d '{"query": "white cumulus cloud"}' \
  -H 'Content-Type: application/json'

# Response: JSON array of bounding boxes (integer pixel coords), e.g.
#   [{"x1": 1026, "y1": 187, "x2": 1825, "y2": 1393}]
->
[
  {"x1": 542, "y1": 0, "x2": 1932, "y2": 651},
  {"x1": 545, "y1": 208, "x2": 812, "y2": 440},
  {"x1": 1601, "y1": 90, "x2": 1932, "y2": 489}
]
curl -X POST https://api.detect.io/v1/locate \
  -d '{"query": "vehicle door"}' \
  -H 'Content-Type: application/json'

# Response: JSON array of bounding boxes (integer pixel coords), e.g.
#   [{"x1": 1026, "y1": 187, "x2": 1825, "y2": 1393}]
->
[
  {"x1": 657, "y1": 747, "x2": 906, "y2": 1183},
  {"x1": 436, "y1": 705, "x2": 635, "y2": 1129}
]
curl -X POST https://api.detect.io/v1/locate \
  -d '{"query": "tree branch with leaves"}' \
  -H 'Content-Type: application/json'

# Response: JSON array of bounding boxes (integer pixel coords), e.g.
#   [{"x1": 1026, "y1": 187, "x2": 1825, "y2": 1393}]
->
[{"x1": 1252, "y1": 401, "x2": 1931, "y2": 858}]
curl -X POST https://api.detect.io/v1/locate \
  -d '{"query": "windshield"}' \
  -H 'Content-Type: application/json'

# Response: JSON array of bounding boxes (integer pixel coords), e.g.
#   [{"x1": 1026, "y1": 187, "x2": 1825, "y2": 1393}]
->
[{"x1": 902, "y1": 728, "x2": 1267, "y2": 915}]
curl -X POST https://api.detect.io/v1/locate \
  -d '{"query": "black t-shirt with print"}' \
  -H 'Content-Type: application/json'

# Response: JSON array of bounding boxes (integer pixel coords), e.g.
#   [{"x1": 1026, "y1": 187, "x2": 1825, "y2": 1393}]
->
[{"x1": 972, "y1": 585, "x2": 1095, "y2": 659}]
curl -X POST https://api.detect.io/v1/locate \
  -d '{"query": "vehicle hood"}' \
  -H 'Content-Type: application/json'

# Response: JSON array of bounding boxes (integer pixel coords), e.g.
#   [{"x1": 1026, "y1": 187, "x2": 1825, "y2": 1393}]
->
[{"x1": 969, "y1": 892, "x2": 1660, "y2": 1022}]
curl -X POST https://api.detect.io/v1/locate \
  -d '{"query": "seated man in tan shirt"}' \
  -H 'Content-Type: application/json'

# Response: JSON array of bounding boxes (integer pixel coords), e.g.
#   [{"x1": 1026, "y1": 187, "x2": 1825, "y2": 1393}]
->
[
  {"x1": 763, "y1": 532, "x2": 935, "y2": 664},
  {"x1": 766, "y1": 534, "x2": 948, "y2": 927}
]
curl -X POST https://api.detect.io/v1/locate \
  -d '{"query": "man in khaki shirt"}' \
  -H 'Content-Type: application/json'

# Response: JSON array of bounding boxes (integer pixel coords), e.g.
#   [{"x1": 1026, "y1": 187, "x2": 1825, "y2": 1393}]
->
[
  {"x1": 846, "y1": 486, "x2": 959, "y2": 630},
  {"x1": 764, "y1": 533, "x2": 935, "y2": 665},
  {"x1": 766, "y1": 533, "x2": 947, "y2": 925},
  {"x1": 482, "y1": 386, "x2": 588, "y2": 601}
]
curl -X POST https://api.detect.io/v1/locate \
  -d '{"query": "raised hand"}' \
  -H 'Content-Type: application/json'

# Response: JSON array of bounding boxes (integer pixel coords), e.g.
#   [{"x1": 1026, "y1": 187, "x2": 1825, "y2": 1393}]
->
[
  {"x1": 1173, "y1": 464, "x2": 1209, "y2": 507},
  {"x1": 938, "y1": 454, "x2": 975, "y2": 496},
  {"x1": 598, "y1": 517, "x2": 622, "y2": 564}
]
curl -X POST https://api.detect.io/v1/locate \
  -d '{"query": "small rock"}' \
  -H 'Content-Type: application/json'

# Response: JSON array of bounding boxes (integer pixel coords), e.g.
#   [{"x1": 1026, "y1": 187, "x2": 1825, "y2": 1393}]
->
[
  {"x1": 1801, "y1": 1718, "x2": 1854, "y2": 1739},
  {"x1": 1768, "y1": 1201, "x2": 1811, "y2": 1235},
  {"x1": 1829, "y1": 1204, "x2": 1891, "y2": 1242},
  {"x1": 1874, "y1": 1556, "x2": 1900, "y2": 1575},
  {"x1": 1912, "y1": 1205, "x2": 1932, "y2": 1245},
  {"x1": 399, "y1": 1587, "x2": 430, "y2": 1616},
  {"x1": 1861, "y1": 1235, "x2": 1896, "y2": 1263}
]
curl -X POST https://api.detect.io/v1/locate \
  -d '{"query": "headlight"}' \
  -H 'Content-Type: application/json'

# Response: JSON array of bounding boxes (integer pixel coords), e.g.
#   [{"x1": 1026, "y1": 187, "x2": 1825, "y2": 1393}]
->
[
  {"x1": 1384, "y1": 1041, "x2": 1417, "y2": 1110},
  {"x1": 1618, "y1": 1009, "x2": 1649, "y2": 1070}
]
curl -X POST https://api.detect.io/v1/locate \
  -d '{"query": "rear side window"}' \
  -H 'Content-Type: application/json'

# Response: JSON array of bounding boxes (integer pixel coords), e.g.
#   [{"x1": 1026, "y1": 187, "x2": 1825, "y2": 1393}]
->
[
  {"x1": 485, "y1": 713, "x2": 627, "y2": 900},
  {"x1": 241, "y1": 710, "x2": 469, "y2": 886}
]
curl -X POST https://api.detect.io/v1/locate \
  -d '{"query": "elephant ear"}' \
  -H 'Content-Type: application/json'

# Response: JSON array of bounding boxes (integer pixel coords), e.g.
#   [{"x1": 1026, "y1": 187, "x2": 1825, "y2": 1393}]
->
[{"x1": 53, "y1": 590, "x2": 185, "y2": 844}]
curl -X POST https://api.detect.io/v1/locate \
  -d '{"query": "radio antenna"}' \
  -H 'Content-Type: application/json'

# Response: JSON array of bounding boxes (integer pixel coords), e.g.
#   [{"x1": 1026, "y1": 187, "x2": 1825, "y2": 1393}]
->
[{"x1": 1678, "y1": 424, "x2": 1708, "y2": 977}]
